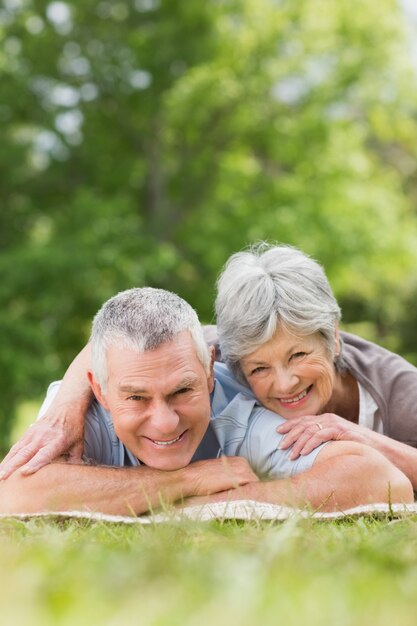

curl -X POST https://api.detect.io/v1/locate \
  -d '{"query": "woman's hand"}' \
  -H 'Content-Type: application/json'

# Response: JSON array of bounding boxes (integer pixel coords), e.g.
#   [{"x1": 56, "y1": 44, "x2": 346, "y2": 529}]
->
[
  {"x1": 0, "y1": 405, "x2": 85, "y2": 479},
  {"x1": 277, "y1": 413, "x2": 371, "y2": 460},
  {"x1": 0, "y1": 343, "x2": 94, "y2": 480}
]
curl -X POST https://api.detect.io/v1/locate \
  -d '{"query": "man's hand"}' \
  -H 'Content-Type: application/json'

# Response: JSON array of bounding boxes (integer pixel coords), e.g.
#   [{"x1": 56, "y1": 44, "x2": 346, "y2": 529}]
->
[
  {"x1": 0, "y1": 406, "x2": 85, "y2": 480},
  {"x1": 276, "y1": 413, "x2": 370, "y2": 460},
  {"x1": 185, "y1": 456, "x2": 259, "y2": 497}
]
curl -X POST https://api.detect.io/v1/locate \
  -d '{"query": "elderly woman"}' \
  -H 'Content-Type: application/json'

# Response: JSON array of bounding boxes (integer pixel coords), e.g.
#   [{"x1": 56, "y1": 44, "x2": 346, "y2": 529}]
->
[
  {"x1": 214, "y1": 243, "x2": 417, "y2": 486},
  {"x1": 2, "y1": 243, "x2": 417, "y2": 488}
]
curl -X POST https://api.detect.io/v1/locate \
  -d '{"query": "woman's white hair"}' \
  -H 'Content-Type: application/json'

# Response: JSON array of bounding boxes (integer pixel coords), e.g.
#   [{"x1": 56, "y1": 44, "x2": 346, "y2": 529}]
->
[
  {"x1": 91, "y1": 287, "x2": 211, "y2": 390},
  {"x1": 215, "y1": 242, "x2": 343, "y2": 383}
]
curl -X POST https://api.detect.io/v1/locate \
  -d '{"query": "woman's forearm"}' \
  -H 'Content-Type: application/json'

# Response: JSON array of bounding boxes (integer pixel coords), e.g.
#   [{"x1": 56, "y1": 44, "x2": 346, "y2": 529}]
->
[{"x1": 48, "y1": 343, "x2": 93, "y2": 412}]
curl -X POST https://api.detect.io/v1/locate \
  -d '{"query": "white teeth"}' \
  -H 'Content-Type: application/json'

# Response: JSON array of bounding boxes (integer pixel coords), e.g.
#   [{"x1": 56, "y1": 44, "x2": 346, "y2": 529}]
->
[
  {"x1": 280, "y1": 387, "x2": 309, "y2": 404},
  {"x1": 151, "y1": 433, "x2": 182, "y2": 446}
]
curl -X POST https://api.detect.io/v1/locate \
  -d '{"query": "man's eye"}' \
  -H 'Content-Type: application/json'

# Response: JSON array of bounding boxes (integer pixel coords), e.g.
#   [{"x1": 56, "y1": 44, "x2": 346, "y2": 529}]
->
[
  {"x1": 174, "y1": 387, "x2": 191, "y2": 395},
  {"x1": 128, "y1": 395, "x2": 143, "y2": 401}
]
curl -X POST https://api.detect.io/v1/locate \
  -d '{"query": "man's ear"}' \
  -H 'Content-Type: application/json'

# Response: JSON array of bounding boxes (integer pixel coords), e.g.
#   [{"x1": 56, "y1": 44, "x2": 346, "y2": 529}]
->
[
  {"x1": 87, "y1": 370, "x2": 110, "y2": 410},
  {"x1": 207, "y1": 345, "x2": 216, "y2": 393}
]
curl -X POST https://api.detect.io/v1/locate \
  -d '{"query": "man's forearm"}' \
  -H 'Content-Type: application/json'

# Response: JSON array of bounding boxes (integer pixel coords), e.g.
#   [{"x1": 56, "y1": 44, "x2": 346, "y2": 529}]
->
[
  {"x1": 236, "y1": 455, "x2": 410, "y2": 510},
  {"x1": 185, "y1": 443, "x2": 414, "y2": 511},
  {"x1": 360, "y1": 431, "x2": 417, "y2": 491},
  {"x1": 0, "y1": 456, "x2": 257, "y2": 516},
  {"x1": 0, "y1": 463, "x2": 186, "y2": 516}
]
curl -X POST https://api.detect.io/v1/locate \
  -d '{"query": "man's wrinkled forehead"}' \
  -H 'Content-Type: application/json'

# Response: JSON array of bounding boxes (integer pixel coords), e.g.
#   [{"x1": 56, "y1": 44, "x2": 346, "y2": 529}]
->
[
  {"x1": 118, "y1": 374, "x2": 202, "y2": 395},
  {"x1": 105, "y1": 333, "x2": 207, "y2": 387},
  {"x1": 104, "y1": 331, "x2": 196, "y2": 362}
]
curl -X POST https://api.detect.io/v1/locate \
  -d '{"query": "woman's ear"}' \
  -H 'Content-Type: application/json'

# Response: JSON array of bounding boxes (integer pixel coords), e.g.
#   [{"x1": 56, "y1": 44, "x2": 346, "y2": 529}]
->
[{"x1": 334, "y1": 324, "x2": 340, "y2": 357}]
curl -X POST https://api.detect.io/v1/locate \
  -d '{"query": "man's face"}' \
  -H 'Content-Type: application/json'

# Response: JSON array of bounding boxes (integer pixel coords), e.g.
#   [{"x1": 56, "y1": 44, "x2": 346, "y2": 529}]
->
[{"x1": 89, "y1": 332, "x2": 214, "y2": 471}]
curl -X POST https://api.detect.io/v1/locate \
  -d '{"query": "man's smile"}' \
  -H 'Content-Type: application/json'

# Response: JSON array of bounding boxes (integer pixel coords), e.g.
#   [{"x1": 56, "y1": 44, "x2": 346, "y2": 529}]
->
[{"x1": 144, "y1": 430, "x2": 188, "y2": 447}]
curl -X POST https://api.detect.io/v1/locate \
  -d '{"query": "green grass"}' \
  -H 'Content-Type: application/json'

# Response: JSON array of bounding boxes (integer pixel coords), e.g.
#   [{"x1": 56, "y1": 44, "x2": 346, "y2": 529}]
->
[
  {"x1": 4, "y1": 403, "x2": 417, "y2": 623},
  {"x1": 1, "y1": 516, "x2": 417, "y2": 626}
]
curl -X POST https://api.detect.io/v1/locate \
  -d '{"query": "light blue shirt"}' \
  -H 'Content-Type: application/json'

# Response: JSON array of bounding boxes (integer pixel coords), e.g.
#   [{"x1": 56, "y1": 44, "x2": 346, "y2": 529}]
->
[
  {"x1": 39, "y1": 363, "x2": 324, "y2": 478},
  {"x1": 211, "y1": 363, "x2": 324, "y2": 478}
]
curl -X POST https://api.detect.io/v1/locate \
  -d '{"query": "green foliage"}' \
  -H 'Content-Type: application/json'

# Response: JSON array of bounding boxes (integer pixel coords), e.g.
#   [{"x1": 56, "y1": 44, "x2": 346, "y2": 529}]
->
[
  {"x1": 1, "y1": 517, "x2": 417, "y2": 625},
  {"x1": 1, "y1": 0, "x2": 417, "y2": 449}
]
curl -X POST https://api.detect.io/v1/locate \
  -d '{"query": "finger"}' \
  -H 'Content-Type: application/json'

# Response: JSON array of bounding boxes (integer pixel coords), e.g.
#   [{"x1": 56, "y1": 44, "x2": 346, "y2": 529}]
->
[
  {"x1": 279, "y1": 423, "x2": 315, "y2": 449},
  {"x1": 276, "y1": 419, "x2": 304, "y2": 433},
  {"x1": 19, "y1": 443, "x2": 66, "y2": 475},
  {"x1": 278, "y1": 434, "x2": 297, "y2": 450},
  {"x1": 0, "y1": 436, "x2": 34, "y2": 467},
  {"x1": 0, "y1": 442, "x2": 43, "y2": 480},
  {"x1": 276, "y1": 414, "x2": 327, "y2": 434},
  {"x1": 288, "y1": 427, "x2": 330, "y2": 459},
  {"x1": 0, "y1": 419, "x2": 53, "y2": 470},
  {"x1": 288, "y1": 431, "x2": 320, "y2": 459},
  {"x1": 298, "y1": 429, "x2": 338, "y2": 456}
]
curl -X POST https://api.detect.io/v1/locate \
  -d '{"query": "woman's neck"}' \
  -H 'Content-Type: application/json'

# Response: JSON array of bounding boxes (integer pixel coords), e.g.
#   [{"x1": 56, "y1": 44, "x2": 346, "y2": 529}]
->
[{"x1": 325, "y1": 371, "x2": 359, "y2": 423}]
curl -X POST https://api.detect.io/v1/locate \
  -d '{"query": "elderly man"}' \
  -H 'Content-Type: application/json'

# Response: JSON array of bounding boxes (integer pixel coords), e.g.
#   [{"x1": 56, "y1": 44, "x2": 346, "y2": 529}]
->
[{"x1": 0, "y1": 288, "x2": 412, "y2": 515}]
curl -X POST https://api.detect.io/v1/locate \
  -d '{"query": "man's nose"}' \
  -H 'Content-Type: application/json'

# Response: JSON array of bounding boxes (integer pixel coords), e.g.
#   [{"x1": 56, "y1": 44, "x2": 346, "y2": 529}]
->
[{"x1": 149, "y1": 402, "x2": 180, "y2": 434}]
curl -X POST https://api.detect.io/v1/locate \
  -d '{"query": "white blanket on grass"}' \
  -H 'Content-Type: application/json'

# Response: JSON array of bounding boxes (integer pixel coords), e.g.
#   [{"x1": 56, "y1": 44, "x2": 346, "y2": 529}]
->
[{"x1": 1, "y1": 501, "x2": 417, "y2": 524}]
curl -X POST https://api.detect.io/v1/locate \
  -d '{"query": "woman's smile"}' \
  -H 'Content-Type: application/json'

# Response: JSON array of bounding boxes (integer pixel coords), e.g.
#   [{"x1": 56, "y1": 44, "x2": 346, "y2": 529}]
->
[{"x1": 277, "y1": 384, "x2": 314, "y2": 406}]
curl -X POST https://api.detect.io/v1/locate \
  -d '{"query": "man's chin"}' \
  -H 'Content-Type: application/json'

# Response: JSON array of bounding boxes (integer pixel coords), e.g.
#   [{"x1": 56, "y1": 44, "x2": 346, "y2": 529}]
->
[{"x1": 138, "y1": 451, "x2": 194, "y2": 472}]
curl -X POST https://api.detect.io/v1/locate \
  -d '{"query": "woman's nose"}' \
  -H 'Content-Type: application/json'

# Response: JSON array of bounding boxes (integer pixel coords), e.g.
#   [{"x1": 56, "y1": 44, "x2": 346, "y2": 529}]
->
[{"x1": 272, "y1": 367, "x2": 299, "y2": 395}]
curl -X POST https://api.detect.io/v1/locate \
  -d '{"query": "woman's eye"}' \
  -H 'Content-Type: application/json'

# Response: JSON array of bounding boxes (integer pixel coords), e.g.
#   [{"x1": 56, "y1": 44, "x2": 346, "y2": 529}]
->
[
  {"x1": 290, "y1": 352, "x2": 307, "y2": 361},
  {"x1": 250, "y1": 366, "x2": 267, "y2": 376}
]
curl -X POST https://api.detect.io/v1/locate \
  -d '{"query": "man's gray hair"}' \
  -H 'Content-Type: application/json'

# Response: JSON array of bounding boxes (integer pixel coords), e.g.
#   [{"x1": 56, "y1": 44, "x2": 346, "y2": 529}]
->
[
  {"x1": 91, "y1": 287, "x2": 211, "y2": 390},
  {"x1": 215, "y1": 243, "x2": 343, "y2": 383}
]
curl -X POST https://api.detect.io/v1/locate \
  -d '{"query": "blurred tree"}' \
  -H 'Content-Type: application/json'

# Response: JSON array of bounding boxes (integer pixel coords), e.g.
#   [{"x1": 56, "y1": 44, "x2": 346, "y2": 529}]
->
[{"x1": 1, "y1": 0, "x2": 417, "y2": 450}]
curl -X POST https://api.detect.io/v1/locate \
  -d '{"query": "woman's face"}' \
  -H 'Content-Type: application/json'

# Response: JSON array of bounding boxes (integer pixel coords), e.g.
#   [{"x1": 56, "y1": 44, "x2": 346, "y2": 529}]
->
[{"x1": 240, "y1": 327, "x2": 338, "y2": 419}]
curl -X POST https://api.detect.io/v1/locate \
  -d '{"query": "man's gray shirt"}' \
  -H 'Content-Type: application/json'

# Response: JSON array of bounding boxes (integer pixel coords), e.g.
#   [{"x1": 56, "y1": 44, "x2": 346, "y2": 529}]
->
[{"x1": 39, "y1": 362, "x2": 324, "y2": 479}]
